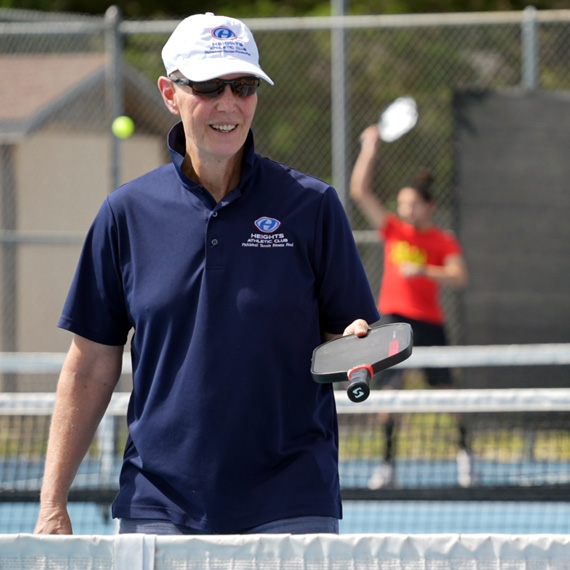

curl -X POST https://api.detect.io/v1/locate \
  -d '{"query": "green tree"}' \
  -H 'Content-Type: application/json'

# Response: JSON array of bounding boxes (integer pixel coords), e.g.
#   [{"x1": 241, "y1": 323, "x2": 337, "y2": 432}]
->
[{"x1": 1, "y1": 0, "x2": 567, "y2": 19}]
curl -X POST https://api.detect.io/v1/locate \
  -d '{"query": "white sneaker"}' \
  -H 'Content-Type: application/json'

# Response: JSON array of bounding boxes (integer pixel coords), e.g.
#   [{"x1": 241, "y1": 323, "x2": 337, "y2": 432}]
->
[
  {"x1": 456, "y1": 449, "x2": 473, "y2": 487},
  {"x1": 367, "y1": 463, "x2": 394, "y2": 489}
]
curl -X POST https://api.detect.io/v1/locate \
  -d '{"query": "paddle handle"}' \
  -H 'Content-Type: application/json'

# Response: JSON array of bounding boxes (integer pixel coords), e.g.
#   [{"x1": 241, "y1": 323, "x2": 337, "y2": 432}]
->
[{"x1": 346, "y1": 364, "x2": 373, "y2": 402}]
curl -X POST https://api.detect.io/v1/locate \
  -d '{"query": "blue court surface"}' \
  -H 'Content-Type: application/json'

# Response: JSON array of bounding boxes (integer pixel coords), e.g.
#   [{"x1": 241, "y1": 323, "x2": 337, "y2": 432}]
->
[
  {"x1": 2, "y1": 500, "x2": 570, "y2": 535},
  {"x1": 2, "y1": 457, "x2": 570, "y2": 534}
]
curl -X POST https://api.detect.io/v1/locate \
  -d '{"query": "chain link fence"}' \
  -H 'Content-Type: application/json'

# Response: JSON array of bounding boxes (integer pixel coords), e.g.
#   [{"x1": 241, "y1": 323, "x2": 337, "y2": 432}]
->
[{"x1": 1, "y1": 7, "x2": 569, "y2": 390}]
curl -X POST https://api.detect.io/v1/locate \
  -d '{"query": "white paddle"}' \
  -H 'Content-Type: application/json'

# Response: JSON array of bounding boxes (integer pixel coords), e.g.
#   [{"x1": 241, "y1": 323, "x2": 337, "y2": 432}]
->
[{"x1": 377, "y1": 96, "x2": 418, "y2": 142}]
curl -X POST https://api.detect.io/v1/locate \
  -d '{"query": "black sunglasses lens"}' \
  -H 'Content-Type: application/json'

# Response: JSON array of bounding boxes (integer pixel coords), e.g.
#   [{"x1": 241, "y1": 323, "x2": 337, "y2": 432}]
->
[
  {"x1": 189, "y1": 77, "x2": 260, "y2": 98},
  {"x1": 191, "y1": 81, "x2": 225, "y2": 98},
  {"x1": 233, "y1": 78, "x2": 260, "y2": 97}
]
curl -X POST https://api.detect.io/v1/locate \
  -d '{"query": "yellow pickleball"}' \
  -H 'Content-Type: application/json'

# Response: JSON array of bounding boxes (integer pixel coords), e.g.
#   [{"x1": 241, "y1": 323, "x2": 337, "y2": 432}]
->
[{"x1": 112, "y1": 116, "x2": 135, "y2": 139}]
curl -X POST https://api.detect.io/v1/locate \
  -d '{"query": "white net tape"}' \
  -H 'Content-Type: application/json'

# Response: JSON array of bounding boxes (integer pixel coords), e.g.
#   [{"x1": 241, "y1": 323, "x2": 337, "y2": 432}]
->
[
  {"x1": 1, "y1": 533, "x2": 570, "y2": 570},
  {"x1": 3, "y1": 388, "x2": 570, "y2": 416}
]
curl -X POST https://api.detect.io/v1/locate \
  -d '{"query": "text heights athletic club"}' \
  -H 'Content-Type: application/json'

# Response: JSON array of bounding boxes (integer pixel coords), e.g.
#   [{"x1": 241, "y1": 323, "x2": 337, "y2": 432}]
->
[
  {"x1": 242, "y1": 232, "x2": 294, "y2": 248},
  {"x1": 242, "y1": 216, "x2": 295, "y2": 248}
]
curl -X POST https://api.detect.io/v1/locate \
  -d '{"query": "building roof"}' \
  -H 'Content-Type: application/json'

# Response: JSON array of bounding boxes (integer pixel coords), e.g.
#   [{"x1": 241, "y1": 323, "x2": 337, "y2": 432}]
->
[
  {"x1": 0, "y1": 7, "x2": 98, "y2": 22},
  {"x1": 0, "y1": 53, "x2": 175, "y2": 142}
]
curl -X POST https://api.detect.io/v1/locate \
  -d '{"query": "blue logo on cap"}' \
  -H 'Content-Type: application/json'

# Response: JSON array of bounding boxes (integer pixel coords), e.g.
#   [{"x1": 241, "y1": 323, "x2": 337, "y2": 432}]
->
[
  {"x1": 255, "y1": 217, "x2": 281, "y2": 233},
  {"x1": 212, "y1": 27, "x2": 238, "y2": 40}
]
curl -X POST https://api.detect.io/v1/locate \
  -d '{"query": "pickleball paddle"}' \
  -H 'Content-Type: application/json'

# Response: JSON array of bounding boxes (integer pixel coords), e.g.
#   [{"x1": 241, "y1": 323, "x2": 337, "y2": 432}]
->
[
  {"x1": 311, "y1": 323, "x2": 413, "y2": 402},
  {"x1": 377, "y1": 96, "x2": 418, "y2": 143}
]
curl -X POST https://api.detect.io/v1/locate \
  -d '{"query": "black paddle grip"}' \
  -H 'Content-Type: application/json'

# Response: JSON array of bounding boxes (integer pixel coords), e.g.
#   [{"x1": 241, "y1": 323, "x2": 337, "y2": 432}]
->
[{"x1": 346, "y1": 365, "x2": 372, "y2": 403}]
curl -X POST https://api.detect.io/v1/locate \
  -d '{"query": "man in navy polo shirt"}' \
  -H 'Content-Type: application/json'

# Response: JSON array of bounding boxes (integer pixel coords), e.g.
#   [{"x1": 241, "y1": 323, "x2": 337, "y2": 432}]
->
[{"x1": 35, "y1": 13, "x2": 379, "y2": 536}]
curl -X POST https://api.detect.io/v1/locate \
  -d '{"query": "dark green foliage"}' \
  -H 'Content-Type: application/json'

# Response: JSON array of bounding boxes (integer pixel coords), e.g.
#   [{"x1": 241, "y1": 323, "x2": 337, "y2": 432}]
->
[{"x1": 0, "y1": 0, "x2": 566, "y2": 19}]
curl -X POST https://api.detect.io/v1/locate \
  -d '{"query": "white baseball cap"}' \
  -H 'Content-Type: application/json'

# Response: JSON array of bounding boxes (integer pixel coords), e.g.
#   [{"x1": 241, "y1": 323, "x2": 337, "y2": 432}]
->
[{"x1": 161, "y1": 13, "x2": 273, "y2": 85}]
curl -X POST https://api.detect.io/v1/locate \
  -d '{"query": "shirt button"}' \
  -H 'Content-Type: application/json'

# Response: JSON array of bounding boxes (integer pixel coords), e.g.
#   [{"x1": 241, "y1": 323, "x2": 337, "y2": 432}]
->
[
  {"x1": 212, "y1": 211, "x2": 218, "y2": 218},
  {"x1": 211, "y1": 238, "x2": 219, "y2": 247}
]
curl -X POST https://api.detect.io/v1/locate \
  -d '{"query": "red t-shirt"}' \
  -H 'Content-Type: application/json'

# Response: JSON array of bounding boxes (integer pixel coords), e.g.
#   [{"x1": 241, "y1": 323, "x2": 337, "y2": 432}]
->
[{"x1": 378, "y1": 213, "x2": 462, "y2": 325}]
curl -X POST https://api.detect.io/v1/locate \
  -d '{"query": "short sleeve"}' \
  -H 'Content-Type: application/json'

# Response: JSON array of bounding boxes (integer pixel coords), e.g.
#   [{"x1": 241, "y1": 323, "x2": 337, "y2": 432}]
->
[
  {"x1": 58, "y1": 199, "x2": 131, "y2": 346},
  {"x1": 313, "y1": 188, "x2": 379, "y2": 334}
]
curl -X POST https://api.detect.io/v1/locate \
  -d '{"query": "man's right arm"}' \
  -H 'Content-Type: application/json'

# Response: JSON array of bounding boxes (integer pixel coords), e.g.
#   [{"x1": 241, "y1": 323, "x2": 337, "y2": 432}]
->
[{"x1": 34, "y1": 335, "x2": 123, "y2": 534}]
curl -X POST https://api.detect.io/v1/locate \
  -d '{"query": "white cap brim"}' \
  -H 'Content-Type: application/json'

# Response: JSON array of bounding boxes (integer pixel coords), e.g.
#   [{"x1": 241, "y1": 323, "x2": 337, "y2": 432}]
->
[{"x1": 174, "y1": 57, "x2": 273, "y2": 85}]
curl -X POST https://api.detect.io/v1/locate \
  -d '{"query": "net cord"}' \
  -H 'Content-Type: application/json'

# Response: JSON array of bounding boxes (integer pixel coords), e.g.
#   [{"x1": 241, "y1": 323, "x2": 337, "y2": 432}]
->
[{"x1": 3, "y1": 388, "x2": 570, "y2": 415}]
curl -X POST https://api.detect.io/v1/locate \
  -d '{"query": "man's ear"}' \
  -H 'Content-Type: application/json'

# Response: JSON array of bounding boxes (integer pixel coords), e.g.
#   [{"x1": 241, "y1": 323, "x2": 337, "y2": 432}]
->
[{"x1": 157, "y1": 76, "x2": 181, "y2": 116}]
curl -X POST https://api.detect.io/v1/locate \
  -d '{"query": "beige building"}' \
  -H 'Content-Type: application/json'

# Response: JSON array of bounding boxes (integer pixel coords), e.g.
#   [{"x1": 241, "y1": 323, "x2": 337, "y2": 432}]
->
[{"x1": 0, "y1": 53, "x2": 176, "y2": 389}]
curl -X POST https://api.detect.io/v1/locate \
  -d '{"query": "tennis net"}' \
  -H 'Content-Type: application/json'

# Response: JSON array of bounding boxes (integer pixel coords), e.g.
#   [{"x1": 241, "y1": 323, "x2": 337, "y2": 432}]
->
[
  {"x1": 1, "y1": 343, "x2": 570, "y2": 534},
  {"x1": 1, "y1": 533, "x2": 570, "y2": 570}
]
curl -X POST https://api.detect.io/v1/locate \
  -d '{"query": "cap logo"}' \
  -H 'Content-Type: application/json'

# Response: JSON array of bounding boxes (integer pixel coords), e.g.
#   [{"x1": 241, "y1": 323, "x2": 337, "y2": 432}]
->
[{"x1": 211, "y1": 27, "x2": 238, "y2": 40}]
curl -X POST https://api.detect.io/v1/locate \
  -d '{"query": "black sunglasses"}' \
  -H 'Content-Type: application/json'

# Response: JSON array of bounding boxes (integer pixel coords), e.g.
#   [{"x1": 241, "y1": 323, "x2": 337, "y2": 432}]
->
[{"x1": 169, "y1": 75, "x2": 261, "y2": 98}]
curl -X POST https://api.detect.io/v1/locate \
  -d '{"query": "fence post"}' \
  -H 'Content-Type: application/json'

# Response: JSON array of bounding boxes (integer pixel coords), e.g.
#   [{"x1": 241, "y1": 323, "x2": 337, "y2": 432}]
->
[
  {"x1": 522, "y1": 5, "x2": 539, "y2": 89},
  {"x1": 0, "y1": 145, "x2": 17, "y2": 392},
  {"x1": 331, "y1": 0, "x2": 348, "y2": 205},
  {"x1": 105, "y1": 5, "x2": 123, "y2": 193}
]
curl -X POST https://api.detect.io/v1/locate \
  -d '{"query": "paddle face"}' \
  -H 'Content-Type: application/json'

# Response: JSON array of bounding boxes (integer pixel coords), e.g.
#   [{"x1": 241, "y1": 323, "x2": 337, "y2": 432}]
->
[
  {"x1": 377, "y1": 96, "x2": 418, "y2": 142},
  {"x1": 311, "y1": 323, "x2": 413, "y2": 384}
]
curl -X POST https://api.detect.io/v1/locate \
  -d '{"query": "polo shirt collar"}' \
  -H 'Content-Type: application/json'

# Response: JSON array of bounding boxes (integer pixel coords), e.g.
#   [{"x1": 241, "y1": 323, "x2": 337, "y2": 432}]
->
[{"x1": 167, "y1": 121, "x2": 256, "y2": 189}]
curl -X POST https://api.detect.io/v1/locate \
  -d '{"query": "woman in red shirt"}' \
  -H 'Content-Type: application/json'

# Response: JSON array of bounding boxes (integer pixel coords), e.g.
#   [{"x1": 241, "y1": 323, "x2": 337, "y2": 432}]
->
[{"x1": 350, "y1": 124, "x2": 471, "y2": 489}]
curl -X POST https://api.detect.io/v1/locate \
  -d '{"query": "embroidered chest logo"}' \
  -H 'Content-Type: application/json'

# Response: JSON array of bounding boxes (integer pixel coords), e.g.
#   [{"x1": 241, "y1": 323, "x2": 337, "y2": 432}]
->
[
  {"x1": 242, "y1": 217, "x2": 295, "y2": 248},
  {"x1": 255, "y1": 217, "x2": 281, "y2": 233}
]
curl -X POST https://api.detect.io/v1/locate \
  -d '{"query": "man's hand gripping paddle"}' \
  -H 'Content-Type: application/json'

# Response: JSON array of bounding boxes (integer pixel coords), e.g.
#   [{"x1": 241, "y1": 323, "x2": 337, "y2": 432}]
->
[{"x1": 311, "y1": 323, "x2": 413, "y2": 402}]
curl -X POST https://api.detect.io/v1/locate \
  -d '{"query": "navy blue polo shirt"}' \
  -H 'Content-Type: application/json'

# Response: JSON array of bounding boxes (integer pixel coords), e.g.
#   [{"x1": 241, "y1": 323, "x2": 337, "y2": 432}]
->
[{"x1": 59, "y1": 122, "x2": 379, "y2": 532}]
